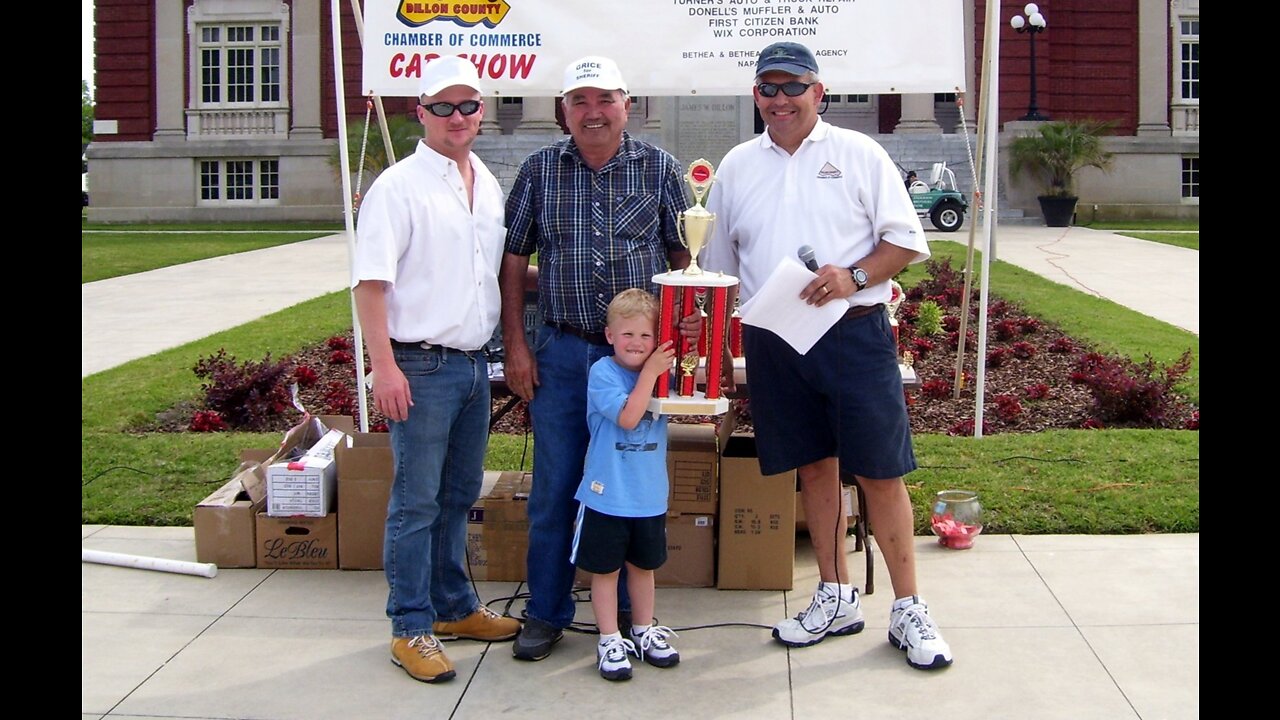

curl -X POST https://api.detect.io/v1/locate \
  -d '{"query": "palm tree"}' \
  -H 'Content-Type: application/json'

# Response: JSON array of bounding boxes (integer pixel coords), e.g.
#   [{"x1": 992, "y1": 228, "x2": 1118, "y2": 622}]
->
[
  {"x1": 330, "y1": 112, "x2": 424, "y2": 193},
  {"x1": 1008, "y1": 119, "x2": 1114, "y2": 198}
]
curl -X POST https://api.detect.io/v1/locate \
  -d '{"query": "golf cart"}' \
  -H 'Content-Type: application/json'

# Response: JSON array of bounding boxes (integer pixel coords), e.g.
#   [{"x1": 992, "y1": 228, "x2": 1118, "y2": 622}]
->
[{"x1": 907, "y1": 162, "x2": 968, "y2": 232}]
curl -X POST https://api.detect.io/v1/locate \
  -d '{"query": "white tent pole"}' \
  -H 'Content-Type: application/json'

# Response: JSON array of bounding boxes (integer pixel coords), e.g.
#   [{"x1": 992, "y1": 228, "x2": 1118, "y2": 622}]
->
[
  {"x1": 349, "y1": 0, "x2": 397, "y2": 165},
  {"x1": 973, "y1": 0, "x2": 1003, "y2": 439},
  {"x1": 330, "y1": 0, "x2": 370, "y2": 433}
]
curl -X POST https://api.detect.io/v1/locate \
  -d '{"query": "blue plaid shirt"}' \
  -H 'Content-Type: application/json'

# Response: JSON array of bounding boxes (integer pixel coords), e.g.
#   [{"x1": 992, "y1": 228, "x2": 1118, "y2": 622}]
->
[{"x1": 505, "y1": 132, "x2": 690, "y2": 333}]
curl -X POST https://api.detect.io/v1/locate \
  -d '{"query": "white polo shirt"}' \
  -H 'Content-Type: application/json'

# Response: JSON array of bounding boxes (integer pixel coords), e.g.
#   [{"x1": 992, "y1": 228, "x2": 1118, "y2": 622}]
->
[
  {"x1": 701, "y1": 119, "x2": 930, "y2": 307},
  {"x1": 352, "y1": 140, "x2": 506, "y2": 350}
]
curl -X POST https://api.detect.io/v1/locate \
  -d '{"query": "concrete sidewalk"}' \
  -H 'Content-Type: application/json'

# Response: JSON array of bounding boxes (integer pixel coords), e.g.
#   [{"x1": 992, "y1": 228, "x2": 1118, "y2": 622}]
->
[{"x1": 82, "y1": 526, "x2": 1199, "y2": 720}]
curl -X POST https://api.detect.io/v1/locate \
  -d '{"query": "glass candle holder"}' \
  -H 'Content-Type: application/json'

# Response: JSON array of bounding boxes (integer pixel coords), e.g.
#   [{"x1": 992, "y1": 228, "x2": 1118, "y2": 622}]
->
[{"x1": 930, "y1": 489, "x2": 983, "y2": 549}]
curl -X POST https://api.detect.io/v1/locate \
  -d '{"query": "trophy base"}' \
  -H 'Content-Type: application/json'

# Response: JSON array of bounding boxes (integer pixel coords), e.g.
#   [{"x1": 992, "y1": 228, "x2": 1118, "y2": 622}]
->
[
  {"x1": 648, "y1": 393, "x2": 730, "y2": 417},
  {"x1": 652, "y1": 270, "x2": 739, "y2": 288}
]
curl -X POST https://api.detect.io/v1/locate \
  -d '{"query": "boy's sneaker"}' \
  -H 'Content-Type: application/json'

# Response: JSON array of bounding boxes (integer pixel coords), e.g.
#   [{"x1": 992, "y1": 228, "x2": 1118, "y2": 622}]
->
[
  {"x1": 597, "y1": 634, "x2": 636, "y2": 681},
  {"x1": 390, "y1": 635, "x2": 455, "y2": 683},
  {"x1": 888, "y1": 597, "x2": 953, "y2": 670},
  {"x1": 512, "y1": 616, "x2": 564, "y2": 661},
  {"x1": 773, "y1": 582, "x2": 865, "y2": 648},
  {"x1": 629, "y1": 625, "x2": 680, "y2": 668},
  {"x1": 433, "y1": 606, "x2": 521, "y2": 641}
]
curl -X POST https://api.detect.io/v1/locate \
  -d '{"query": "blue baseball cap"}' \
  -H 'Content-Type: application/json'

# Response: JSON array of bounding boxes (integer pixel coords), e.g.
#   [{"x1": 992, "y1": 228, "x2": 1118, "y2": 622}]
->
[{"x1": 755, "y1": 42, "x2": 819, "y2": 78}]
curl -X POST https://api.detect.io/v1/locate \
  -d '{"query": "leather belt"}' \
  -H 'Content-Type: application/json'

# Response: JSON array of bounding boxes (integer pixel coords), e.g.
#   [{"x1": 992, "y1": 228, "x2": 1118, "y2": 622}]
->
[
  {"x1": 843, "y1": 303, "x2": 886, "y2": 321},
  {"x1": 390, "y1": 340, "x2": 480, "y2": 356},
  {"x1": 545, "y1": 321, "x2": 609, "y2": 346}
]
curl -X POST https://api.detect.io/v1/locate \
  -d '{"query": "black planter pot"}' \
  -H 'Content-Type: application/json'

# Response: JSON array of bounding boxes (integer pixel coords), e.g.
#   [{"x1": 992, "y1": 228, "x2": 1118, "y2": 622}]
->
[{"x1": 1038, "y1": 196, "x2": 1078, "y2": 227}]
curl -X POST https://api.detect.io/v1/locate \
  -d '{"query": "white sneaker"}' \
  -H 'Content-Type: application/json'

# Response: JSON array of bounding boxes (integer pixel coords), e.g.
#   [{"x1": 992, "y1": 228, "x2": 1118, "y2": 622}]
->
[
  {"x1": 888, "y1": 597, "x2": 953, "y2": 670},
  {"x1": 772, "y1": 582, "x2": 865, "y2": 648},
  {"x1": 597, "y1": 634, "x2": 636, "y2": 681},
  {"x1": 629, "y1": 625, "x2": 680, "y2": 668}
]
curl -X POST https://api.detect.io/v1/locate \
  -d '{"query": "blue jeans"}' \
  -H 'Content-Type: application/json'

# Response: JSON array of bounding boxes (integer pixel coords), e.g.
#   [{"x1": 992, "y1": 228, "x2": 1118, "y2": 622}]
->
[
  {"x1": 524, "y1": 326, "x2": 629, "y2": 628},
  {"x1": 384, "y1": 345, "x2": 489, "y2": 637}
]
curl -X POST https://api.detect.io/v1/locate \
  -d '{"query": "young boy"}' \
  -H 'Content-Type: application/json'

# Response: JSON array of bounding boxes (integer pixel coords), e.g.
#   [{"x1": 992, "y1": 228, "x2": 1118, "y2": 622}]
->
[{"x1": 571, "y1": 288, "x2": 680, "y2": 681}]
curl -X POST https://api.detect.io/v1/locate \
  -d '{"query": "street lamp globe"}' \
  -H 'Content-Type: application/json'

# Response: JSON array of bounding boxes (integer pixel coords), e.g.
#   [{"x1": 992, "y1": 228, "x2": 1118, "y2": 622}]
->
[{"x1": 1011, "y1": 4, "x2": 1049, "y2": 121}]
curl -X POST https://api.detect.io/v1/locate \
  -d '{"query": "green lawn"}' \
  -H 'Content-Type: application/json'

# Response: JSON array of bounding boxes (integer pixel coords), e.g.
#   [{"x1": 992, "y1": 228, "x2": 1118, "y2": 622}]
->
[
  {"x1": 82, "y1": 227, "x2": 342, "y2": 283},
  {"x1": 1115, "y1": 232, "x2": 1199, "y2": 251}
]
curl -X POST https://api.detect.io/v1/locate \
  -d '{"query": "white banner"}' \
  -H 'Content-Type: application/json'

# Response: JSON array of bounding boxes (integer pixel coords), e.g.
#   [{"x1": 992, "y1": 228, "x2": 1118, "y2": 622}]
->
[{"x1": 361, "y1": 0, "x2": 967, "y2": 97}]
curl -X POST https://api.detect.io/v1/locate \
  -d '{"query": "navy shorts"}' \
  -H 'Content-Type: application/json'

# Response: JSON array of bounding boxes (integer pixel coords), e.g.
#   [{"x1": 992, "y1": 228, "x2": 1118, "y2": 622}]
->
[
  {"x1": 572, "y1": 506, "x2": 667, "y2": 574},
  {"x1": 742, "y1": 307, "x2": 916, "y2": 480}
]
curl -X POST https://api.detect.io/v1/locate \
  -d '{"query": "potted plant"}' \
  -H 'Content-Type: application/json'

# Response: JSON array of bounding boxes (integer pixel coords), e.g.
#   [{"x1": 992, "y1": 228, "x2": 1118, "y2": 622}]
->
[{"x1": 1008, "y1": 119, "x2": 1114, "y2": 227}]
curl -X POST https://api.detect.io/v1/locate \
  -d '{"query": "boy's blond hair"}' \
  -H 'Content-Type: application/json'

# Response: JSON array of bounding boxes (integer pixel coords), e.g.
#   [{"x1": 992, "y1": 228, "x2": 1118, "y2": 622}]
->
[{"x1": 606, "y1": 288, "x2": 659, "y2": 328}]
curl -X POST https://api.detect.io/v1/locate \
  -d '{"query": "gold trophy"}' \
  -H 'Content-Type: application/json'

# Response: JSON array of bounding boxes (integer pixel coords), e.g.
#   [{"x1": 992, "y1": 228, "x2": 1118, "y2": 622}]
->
[{"x1": 678, "y1": 159, "x2": 716, "y2": 275}]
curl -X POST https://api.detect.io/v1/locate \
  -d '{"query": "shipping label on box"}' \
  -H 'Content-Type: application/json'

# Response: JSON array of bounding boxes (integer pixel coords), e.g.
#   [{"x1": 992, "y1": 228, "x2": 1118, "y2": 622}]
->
[
  {"x1": 717, "y1": 433, "x2": 796, "y2": 590},
  {"x1": 667, "y1": 423, "x2": 719, "y2": 514},
  {"x1": 255, "y1": 512, "x2": 338, "y2": 569},
  {"x1": 266, "y1": 455, "x2": 337, "y2": 517}
]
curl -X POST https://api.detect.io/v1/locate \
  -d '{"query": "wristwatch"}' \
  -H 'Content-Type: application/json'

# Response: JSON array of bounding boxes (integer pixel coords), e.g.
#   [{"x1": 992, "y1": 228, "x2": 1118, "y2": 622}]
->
[{"x1": 849, "y1": 266, "x2": 869, "y2": 291}]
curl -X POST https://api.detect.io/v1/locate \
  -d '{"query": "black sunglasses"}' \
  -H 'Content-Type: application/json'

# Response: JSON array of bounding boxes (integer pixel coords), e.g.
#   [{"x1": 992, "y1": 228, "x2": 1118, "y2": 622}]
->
[
  {"x1": 756, "y1": 81, "x2": 815, "y2": 98},
  {"x1": 422, "y1": 100, "x2": 481, "y2": 117}
]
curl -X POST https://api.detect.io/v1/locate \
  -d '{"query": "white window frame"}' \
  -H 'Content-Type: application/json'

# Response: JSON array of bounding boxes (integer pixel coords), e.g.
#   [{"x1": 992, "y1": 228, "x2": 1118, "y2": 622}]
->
[
  {"x1": 1177, "y1": 18, "x2": 1199, "y2": 103},
  {"x1": 188, "y1": 1, "x2": 290, "y2": 112},
  {"x1": 1180, "y1": 156, "x2": 1199, "y2": 204},
  {"x1": 198, "y1": 158, "x2": 281, "y2": 206}
]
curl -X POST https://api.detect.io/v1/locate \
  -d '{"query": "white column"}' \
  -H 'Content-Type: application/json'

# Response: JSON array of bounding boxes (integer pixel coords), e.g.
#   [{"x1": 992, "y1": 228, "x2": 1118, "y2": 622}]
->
[
  {"x1": 516, "y1": 96, "x2": 563, "y2": 132},
  {"x1": 153, "y1": 0, "x2": 185, "y2": 139},
  {"x1": 480, "y1": 96, "x2": 502, "y2": 135},
  {"x1": 1136, "y1": 0, "x2": 1172, "y2": 135},
  {"x1": 290, "y1": 0, "x2": 323, "y2": 138},
  {"x1": 894, "y1": 94, "x2": 942, "y2": 134}
]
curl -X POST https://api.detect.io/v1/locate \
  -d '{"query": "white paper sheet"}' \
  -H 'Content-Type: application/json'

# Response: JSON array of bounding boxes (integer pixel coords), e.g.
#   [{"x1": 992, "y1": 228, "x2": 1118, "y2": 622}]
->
[{"x1": 740, "y1": 257, "x2": 848, "y2": 355}]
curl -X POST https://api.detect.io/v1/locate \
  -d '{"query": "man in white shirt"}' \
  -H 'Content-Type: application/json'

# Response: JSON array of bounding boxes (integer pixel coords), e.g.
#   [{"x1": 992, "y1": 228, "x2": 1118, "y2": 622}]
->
[
  {"x1": 701, "y1": 41, "x2": 952, "y2": 671},
  {"x1": 352, "y1": 55, "x2": 520, "y2": 684}
]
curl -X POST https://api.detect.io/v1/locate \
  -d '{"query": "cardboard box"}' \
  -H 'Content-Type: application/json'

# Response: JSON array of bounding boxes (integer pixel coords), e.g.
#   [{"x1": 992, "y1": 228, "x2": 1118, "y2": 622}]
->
[
  {"x1": 255, "y1": 511, "x2": 339, "y2": 569},
  {"x1": 466, "y1": 471, "x2": 532, "y2": 581},
  {"x1": 571, "y1": 512, "x2": 716, "y2": 589},
  {"x1": 194, "y1": 469, "x2": 266, "y2": 568},
  {"x1": 655, "y1": 513, "x2": 716, "y2": 588},
  {"x1": 667, "y1": 423, "x2": 719, "y2": 514},
  {"x1": 795, "y1": 485, "x2": 858, "y2": 534},
  {"x1": 463, "y1": 471, "x2": 503, "y2": 580},
  {"x1": 717, "y1": 433, "x2": 796, "y2": 590},
  {"x1": 334, "y1": 429, "x2": 394, "y2": 570}
]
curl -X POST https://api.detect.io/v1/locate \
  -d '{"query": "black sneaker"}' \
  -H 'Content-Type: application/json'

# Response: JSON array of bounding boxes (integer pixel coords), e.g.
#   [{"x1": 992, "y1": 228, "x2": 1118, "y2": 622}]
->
[
  {"x1": 512, "y1": 617, "x2": 563, "y2": 661},
  {"x1": 617, "y1": 609, "x2": 633, "y2": 639}
]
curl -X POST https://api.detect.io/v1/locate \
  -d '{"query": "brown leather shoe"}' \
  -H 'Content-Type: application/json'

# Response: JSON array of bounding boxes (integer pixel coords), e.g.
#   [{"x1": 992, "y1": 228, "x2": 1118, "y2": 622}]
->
[
  {"x1": 433, "y1": 606, "x2": 521, "y2": 641},
  {"x1": 391, "y1": 635, "x2": 455, "y2": 683}
]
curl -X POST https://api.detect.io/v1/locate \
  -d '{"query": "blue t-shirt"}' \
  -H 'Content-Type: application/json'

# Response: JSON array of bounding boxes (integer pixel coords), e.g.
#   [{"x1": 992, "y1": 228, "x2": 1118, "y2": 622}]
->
[{"x1": 574, "y1": 356, "x2": 669, "y2": 518}]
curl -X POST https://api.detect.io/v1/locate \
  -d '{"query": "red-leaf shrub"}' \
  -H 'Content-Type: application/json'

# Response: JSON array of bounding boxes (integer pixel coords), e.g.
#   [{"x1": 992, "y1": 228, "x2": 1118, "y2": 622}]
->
[
  {"x1": 1081, "y1": 418, "x2": 1106, "y2": 429},
  {"x1": 993, "y1": 394, "x2": 1023, "y2": 421},
  {"x1": 329, "y1": 350, "x2": 355, "y2": 365},
  {"x1": 1184, "y1": 410, "x2": 1198, "y2": 430},
  {"x1": 942, "y1": 315, "x2": 962, "y2": 332},
  {"x1": 323, "y1": 380, "x2": 355, "y2": 416},
  {"x1": 948, "y1": 418, "x2": 991, "y2": 436},
  {"x1": 994, "y1": 319, "x2": 1019, "y2": 341},
  {"x1": 920, "y1": 378, "x2": 952, "y2": 399},
  {"x1": 1048, "y1": 337, "x2": 1076, "y2": 354},
  {"x1": 294, "y1": 364, "x2": 319, "y2": 387},
  {"x1": 910, "y1": 337, "x2": 936, "y2": 360},
  {"x1": 326, "y1": 335, "x2": 353, "y2": 351},
  {"x1": 192, "y1": 349, "x2": 294, "y2": 430},
  {"x1": 1025, "y1": 383, "x2": 1051, "y2": 399},
  {"x1": 1017, "y1": 316, "x2": 1042, "y2": 334},
  {"x1": 1011, "y1": 341, "x2": 1037, "y2": 359},
  {"x1": 189, "y1": 410, "x2": 227, "y2": 432},
  {"x1": 1070, "y1": 350, "x2": 1193, "y2": 426},
  {"x1": 987, "y1": 347, "x2": 1012, "y2": 368}
]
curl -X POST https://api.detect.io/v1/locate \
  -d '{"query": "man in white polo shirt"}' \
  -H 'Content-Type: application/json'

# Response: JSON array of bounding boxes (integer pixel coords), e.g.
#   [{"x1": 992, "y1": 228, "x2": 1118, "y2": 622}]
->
[{"x1": 701, "y1": 41, "x2": 952, "y2": 671}]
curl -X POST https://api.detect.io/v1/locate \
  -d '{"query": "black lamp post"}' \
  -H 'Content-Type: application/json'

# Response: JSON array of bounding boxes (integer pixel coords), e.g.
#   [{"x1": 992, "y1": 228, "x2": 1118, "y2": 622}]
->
[{"x1": 1011, "y1": 3, "x2": 1049, "y2": 121}]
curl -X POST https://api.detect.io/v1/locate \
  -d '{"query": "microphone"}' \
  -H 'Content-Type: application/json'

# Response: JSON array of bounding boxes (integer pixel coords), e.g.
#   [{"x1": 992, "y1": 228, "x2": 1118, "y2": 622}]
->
[{"x1": 798, "y1": 245, "x2": 819, "y2": 272}]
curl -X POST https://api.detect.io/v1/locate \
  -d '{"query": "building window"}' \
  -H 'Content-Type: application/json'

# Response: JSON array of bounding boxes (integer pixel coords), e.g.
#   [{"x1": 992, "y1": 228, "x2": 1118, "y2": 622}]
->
[
  {"x1": 196, "y1": 22, "x2": 284, "y2": 107},
  {"x1": 198, "y1": 159, "x2": 280, "y2": 205},
  {"x1": 1181, "y1": 157, "x2": 1198, "y2": 200},
  {"x1": 1178, "y1": 18, "x2": 1198, "y2": 102}
]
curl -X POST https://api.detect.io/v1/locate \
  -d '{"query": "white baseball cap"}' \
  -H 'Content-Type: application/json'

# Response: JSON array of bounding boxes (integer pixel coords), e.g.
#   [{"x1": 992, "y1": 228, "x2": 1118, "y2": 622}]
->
[
  {"x1": 562, "y1": 56, "x2": 628, "y2": 95},
  {"x1": 419, "y1": 56, "x2": 482, "y2": 98}
]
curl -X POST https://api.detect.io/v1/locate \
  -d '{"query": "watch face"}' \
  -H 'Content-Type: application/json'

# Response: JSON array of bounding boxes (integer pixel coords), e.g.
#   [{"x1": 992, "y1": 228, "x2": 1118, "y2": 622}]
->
[{"x1": 853, "y1": 268, "x2": 868, "y2": 285}]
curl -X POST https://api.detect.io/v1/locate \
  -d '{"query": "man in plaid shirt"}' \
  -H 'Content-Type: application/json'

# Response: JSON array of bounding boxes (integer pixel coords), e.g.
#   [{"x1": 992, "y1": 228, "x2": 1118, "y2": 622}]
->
[{"x1": 498, "y1": 55, "x2": 700, "y2": 662}]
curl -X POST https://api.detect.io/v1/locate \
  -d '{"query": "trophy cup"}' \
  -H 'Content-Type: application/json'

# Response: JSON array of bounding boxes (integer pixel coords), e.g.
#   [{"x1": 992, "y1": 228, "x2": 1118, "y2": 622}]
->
[{"x1": 649, "y1": 159, "x2": 739, "y2": 416}]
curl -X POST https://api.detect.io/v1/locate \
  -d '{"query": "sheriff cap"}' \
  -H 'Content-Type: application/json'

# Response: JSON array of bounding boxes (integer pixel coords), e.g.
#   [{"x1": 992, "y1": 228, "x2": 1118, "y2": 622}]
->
[{"x1": 562, "y1": 55, "x2": 628, "y2": 95}]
